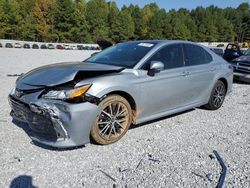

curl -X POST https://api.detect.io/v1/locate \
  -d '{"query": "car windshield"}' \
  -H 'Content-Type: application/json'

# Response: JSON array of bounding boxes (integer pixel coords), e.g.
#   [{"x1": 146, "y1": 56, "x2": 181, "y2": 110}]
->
[
  {"x1": 244, "y1": 48, "x2": 250, "y2": 55},
  {"x1": 86, "y1": 42, "x2": 157, "y2": 68}
]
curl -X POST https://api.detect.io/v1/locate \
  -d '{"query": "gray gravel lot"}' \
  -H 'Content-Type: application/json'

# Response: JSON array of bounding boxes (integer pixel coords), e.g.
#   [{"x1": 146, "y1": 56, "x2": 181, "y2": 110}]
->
[{"x1": 0, "y1": 48, "x2": 249, "y2": 188}]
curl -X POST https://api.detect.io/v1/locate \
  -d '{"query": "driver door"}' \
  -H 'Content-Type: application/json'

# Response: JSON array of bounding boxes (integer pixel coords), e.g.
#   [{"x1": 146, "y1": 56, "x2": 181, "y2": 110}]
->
[{"x1": 138, "y1": 43, "x2": 190, "y2": 117}]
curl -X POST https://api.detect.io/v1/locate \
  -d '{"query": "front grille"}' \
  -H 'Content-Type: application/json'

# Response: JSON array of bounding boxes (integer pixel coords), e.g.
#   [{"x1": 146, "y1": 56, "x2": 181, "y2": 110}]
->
[
  {"x1": 234, "y1": 69, "x2": 249, "y2": 74},
  {"x1": 9, "y1": 95, "x2": 57, "y2": 141},
  {"x1": 235, "y1": 62, "x2": 250, "y2": 73},
  {"x1": 238, "y1": 62, "x2": 250, "y2": 67}
]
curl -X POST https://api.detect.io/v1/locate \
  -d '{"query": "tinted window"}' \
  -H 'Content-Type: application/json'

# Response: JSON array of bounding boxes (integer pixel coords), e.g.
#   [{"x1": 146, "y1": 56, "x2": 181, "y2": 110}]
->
[
  {"x1": 205, "y1": 50, "x2": 213, "y2": 62},
  {"x1": 142, "y1": 44, "x2": 184, "y2": 70},
  {"x1": 184, "y1": 44, "x2": 212, "y2": 66},
  {"x1": 86, "y1": 42, "x2": 156, "y2": 68}
]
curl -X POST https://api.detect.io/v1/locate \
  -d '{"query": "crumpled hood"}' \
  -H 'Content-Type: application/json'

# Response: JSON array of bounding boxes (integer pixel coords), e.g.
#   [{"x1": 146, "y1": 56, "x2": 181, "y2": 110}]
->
[
  {"x1": 16, "y1": 62, "x2": 124, "y2": 90},
  {"x1": 233, "y1": 55, "x2": 250, "y2": 63}
]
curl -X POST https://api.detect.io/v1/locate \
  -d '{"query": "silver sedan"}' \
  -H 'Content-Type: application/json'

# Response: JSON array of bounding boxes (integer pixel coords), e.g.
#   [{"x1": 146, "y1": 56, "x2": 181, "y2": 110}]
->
[{"x1": 9, "y1": 40, "x2": 233, "y2": 148}]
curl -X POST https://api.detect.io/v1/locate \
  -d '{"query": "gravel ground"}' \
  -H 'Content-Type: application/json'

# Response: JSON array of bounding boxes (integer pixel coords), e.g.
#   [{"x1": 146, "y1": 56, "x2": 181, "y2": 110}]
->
[{"x1": 0, "y1": 48, "x2": 249, "y2": 188}]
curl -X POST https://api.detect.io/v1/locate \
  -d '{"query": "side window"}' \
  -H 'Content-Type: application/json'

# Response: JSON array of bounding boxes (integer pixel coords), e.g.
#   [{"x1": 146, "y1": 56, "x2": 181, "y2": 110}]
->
[
  {"x1": 184, "y1": 44, "x2": 212, "y2": 66},
  {"x1": 205, "y1": 50, "x2": 213, "y2": 63},
  {"x1": 142, "y1": 44, "x2": 184, "y2": 70}
]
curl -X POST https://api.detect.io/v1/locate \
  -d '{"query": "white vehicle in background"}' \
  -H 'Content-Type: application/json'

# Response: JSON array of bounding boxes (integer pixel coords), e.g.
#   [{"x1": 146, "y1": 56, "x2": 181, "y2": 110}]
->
[
  {"x1": 48, "y1": 44, "x2": 55, "y2": 49},
  {"x1": 14, "y1": 43, "x2": 22, "y2": 48},
  {"x1": 71, "y1": 45, "x2": 78, "y2": 50},
  {"x1": 64, "y1": 44, "x2": 72, "y2": 50}
]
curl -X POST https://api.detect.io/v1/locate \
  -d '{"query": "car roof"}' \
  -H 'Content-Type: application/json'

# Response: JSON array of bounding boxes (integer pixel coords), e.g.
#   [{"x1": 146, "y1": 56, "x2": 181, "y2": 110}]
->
[{"x1": 123, "y1": 40, "x2": 198, "y2": 45}]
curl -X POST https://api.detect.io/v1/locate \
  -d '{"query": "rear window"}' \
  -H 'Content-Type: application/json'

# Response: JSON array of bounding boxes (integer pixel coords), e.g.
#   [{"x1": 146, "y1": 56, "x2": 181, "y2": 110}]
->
[{"x1": 184, "y1": 44, "x2": 213, "y2": 66}]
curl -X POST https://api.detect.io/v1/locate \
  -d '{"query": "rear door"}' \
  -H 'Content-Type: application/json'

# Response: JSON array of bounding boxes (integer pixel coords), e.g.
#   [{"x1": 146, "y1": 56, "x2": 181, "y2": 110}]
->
[{"x1": 183, "y1": 44, "x2": 216, "y2": 103}]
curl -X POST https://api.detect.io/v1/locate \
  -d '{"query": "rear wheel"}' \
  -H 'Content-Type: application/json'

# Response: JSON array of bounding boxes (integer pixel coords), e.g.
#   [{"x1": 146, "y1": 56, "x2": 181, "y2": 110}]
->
[
  {"x1": 90, "y1": 95, "x2": 132, "y2": 145},
  {"x1": 204, "y1": 80, "x2": 226, "y2": 110}
]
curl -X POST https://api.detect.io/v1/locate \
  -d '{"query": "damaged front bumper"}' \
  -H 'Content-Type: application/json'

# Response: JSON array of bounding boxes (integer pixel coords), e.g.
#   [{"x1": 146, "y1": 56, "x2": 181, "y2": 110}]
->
[{"x1": 9, "y1": 95, "x2": 101, "y2": 148}]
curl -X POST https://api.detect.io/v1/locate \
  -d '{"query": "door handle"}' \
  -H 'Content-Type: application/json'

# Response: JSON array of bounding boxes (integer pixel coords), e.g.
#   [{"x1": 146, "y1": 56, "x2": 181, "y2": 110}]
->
[{"x1": 210, "y1": 67, "x2": 216, "y2": 72}]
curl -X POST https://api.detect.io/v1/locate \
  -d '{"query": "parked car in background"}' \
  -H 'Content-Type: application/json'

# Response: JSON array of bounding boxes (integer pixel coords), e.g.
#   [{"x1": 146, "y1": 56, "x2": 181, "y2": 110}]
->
[
  {"x1": 217, "y1": 44, "x2": 224, "y2": 47},
  {"x1": 56, "y1": 44, "x2": 64, "y2": 50},
  {"x1": 9, "y1": 40, "x2": 233, "y2": 148},
  {"x1": 23, "y1": 43, "x2": 31, "y2": 49},
  {"x1": 14, "y1": 43, "x2": 22, "y2": 48},
  {"x1": 32, "y1": 44, "x2": 39, "y2": 49},
  {"x1": 210, "y1": 48, "x2": 224, "y2": 57},
  {"x1": 48, "y1": 44, "x2": 55, "y2": 49},
  {"x1": 5, "y1": 43, "x2": 13, "y2": 48},
  {"x1": 83, "y1": 46, "x2": 91, "y2": 50},
  {"x1": 71, "y1": 45, "x2": 77, "y2": 50},
  {"x1": 0, "y1": 43, "x2": 2, "y2": 48},
  {"x1": 229, "y1": 48, "x2": 250, "y2": 83},
  {"x1": 64, "y1": 44, "x2": 71, "y2": 50},
  {"x1": 223, "y1": 43, "x2": 243, "y2": 62},
  {"x1": 77, "y1": 45, "x2": 83, "y2": 50},
  {"x1": 40, "y1": 44, "x2": 47, "y2": 49}
]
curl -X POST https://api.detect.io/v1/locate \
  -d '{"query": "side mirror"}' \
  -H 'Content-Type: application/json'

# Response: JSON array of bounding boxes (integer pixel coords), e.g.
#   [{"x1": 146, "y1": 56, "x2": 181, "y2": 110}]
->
[{"x1": 148, "y1": 61, "x2": 164, "y2": 76}]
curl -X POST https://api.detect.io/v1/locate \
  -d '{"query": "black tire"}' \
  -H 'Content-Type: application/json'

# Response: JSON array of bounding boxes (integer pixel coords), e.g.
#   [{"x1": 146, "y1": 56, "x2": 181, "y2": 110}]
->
[
  {"x1": 90, "y1": 95, "x2": 132, "y2": 145},
  {"x1": 204, "y1": 80, "x2": 226, "y2": 110}
]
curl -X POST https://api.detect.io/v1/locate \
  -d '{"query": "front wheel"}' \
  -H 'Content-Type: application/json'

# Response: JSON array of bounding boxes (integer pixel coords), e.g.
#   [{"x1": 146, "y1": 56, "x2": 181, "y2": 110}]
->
[
  {"x1": 204, "y1": 80, "x2": 226, "y2": 110},
  {"x1": 90, "y1": 95, "x2": 132, "y2": 145}
]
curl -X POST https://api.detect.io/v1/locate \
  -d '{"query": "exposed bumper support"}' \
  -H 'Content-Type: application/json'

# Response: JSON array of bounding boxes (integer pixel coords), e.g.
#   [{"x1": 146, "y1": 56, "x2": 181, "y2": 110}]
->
[
  {"x1": 30, "y1": 103, "x2": 69, "y2": 140},
  {"x1": 9, "y1": 95, "x2": 101, "y2": 148}
]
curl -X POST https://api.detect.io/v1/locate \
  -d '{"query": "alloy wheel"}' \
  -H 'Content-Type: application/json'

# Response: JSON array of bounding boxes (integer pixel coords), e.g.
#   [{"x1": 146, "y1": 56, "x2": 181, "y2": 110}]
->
[
  {"x1": 212, "y1": 84, "x2": 226, "y2": 108},
  {"x1": 97, "y1": 101, "x2": 129, "y2": 140}
]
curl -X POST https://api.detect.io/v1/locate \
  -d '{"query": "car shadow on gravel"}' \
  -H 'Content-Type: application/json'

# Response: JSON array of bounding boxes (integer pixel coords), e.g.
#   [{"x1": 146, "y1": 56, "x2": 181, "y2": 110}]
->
[
  {"x1": 233, "y1": 79, "x2": 250, "y2": 85},
  {"x1": 11, "y1": 118, "x2": 85, "y2": 151},
  {"x1": 130, "y1": 109, "x2": 194, "y2": 129}
]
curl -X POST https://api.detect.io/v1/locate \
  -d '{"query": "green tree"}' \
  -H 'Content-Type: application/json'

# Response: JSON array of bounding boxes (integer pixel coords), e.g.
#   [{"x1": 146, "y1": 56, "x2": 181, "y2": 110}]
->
[
  {"x1": 0, "y1": 0, "x2": 10, "y2": 38},
  {"x1": 108, "y1": 1, "x2": 119, "y2": 41},
  {"x1": 170, "y1": 13, "x2": 191, "y2": 40},
  {"x1": 54, "y1": 0, "x2": 76, "y2": 42},
  {"x1": 86, "y1": 0, "x2": 109, "y2": 41},
  {"x1": 34, "y1": 0, "x2": 56, "y2": 42},
  {"x1": 148, "y1": 8, "x2": 167, "y2": 39},
  {"x1": 235, "y1": 3, "x2": 250, "y2": 41},
  {"x1": 111, "y1": 8, "x2": 135, "y2": 42},
  {"x1": 0, "y1": 0, "x2": 249, "y2": 43},
  {"x1": 141, "y1": 3, "x2": 160, "y2": 39},
  {"x1": 5, "y1": 0, "x2": 23, "y2": 39},
  {"x1": 71, "y1": 0, "x2": 90, "y2": 43},
  {"x1": 125, "y1": 4, "x2": 145, "y2": 40},
  {"x1": 18, "y1": 0, "x2": 36, "y2": 41}
]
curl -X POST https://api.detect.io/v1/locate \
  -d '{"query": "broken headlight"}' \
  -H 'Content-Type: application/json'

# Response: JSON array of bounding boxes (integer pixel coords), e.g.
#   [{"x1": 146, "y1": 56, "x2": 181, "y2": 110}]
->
[{"x1": 42, "y1": 84, "x2": 91, "y2": 100}]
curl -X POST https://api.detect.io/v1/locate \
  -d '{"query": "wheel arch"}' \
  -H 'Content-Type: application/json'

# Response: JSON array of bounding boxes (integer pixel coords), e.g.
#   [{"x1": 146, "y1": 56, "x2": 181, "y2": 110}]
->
[
  {"x1": 218, "y1": 77, "x2": 228, "y2": 93},
  {"x1": 102, "y1": 90, "x2": 137, "y2": 124}
]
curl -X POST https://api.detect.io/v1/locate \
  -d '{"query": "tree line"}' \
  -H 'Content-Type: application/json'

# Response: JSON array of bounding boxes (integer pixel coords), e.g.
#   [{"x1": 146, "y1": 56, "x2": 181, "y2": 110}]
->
[{"x1": 0, "y1": 0, "x2": 249, "y2": 43}]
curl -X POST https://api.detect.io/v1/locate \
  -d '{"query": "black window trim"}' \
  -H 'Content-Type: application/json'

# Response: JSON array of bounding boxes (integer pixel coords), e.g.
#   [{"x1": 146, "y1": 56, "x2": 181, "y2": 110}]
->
[{"x1": 183, "y1": 43, "x2": 213, "y2": 67}]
